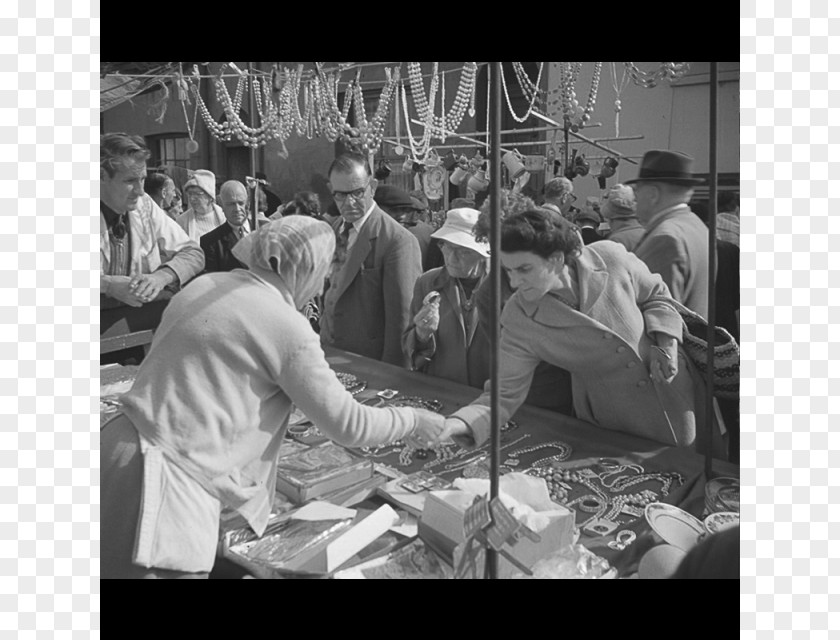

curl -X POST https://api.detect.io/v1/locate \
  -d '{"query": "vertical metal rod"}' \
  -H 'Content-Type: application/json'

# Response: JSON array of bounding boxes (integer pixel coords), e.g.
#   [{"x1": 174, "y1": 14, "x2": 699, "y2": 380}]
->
[
  {"x1": 249, "y1": 62, "x2": 258, "y2": 230},
  {"x1": 705, "y1": 62, "x2": 719, "y2": 479},
  {"x1": 485, "y1": 61, "x2": 502, "y2": 580}
]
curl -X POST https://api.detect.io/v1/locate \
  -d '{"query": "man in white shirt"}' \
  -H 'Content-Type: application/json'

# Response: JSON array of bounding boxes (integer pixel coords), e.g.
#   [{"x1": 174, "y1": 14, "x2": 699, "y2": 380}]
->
[
  {"x1": 320, "y1": 153, "x2": 422, "y2": 367},
  {"x1": 100, "y1": 133, "x2": 204, "y2": 309}
]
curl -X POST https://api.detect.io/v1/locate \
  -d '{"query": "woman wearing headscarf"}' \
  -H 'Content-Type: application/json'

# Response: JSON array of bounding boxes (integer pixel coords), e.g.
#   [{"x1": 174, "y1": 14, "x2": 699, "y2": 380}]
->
[
  {"x1": 101, "y1": 217, "x2": 446, "y2": 579},
  {"x1": 401, "y1": 208, "x2": 490, "y2": 388},
  {"x1": 438, "y1": 209, "x2": 725, "y2": 457}
]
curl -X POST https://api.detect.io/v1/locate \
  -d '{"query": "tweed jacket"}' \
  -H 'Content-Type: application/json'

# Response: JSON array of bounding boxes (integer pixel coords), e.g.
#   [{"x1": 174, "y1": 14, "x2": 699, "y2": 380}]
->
[
  {"x1": 452, "y1": 241, "x2": 717, "y2": 450},
  {"x1": 633, "y1": 204, "x2": 710, "y2": 317},
  {"x1": 320, "y1": 206, "x2": 422, "y2": 367},
  {"x1": 606, "y1": 218, "x2": 646, "y2": 252},
  {"x1": 402, "y1": 267, "x2": 490, "y2": 389}
]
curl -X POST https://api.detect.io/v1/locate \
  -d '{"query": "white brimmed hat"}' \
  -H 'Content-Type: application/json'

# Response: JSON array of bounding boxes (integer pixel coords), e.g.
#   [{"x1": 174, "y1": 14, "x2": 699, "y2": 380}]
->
[{"x1": 430, "y1": 207, "x2": 489, "y2": 257}]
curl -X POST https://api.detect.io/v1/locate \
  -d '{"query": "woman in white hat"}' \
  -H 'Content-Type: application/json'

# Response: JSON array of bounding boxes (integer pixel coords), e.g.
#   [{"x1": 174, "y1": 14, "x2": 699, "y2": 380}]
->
[{"x1": 401, "y1": 208, "x2": 490, "y2": 388}]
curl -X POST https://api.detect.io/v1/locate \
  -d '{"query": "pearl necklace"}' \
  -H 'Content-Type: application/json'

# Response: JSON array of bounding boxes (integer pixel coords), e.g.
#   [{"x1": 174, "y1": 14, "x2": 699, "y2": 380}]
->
[
  {"x1": 624, "y1": 62, "x2": 690, "y2": 88},
  {"x1": 609, "y1": 62, "x2": 632, "y2": 137},
  {"x1": 499, "y1": 62, "x2": 544, "y2": 124}
]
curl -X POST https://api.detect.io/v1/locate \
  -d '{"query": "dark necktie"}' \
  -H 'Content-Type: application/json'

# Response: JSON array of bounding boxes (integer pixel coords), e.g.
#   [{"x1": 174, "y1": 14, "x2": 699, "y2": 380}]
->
[{"x1": 112, "y1": 213, "x2": 127, "y2": 239}]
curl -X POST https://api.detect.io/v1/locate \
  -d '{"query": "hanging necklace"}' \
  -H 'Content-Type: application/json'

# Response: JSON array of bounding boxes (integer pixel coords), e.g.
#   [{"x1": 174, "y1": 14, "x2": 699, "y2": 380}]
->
[
  {"x1": 609, "y1": 61, "x2": 632, "y2": 137},
  {"x1": 499, "y1": 62, "x2": 544, "y2": 123}
]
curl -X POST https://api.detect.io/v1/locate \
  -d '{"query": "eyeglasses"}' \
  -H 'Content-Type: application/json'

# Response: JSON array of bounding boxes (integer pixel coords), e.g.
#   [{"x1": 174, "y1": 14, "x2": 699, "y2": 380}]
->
[{"x1": 331, "y1": 181, "x2": 370, "y2": 202}]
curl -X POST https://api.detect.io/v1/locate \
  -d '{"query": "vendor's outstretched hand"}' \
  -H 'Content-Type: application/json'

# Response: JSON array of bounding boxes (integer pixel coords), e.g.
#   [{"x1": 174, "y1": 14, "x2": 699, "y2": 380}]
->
[{"x1": 407, "y1": 408, "x2": 447, "y2": 449}]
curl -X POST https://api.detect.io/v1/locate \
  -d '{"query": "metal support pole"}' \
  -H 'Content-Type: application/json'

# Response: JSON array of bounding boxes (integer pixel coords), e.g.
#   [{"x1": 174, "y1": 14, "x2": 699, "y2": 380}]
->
[
  {"x1": 249, "y1": 62, "x2": 259, "y2": 230},
  {"x1": 705, "y1": 62, "x2": 719, "y2": 479},
  {"x1": 485, "y1": 61, "x2": 502, "y2": 581}
]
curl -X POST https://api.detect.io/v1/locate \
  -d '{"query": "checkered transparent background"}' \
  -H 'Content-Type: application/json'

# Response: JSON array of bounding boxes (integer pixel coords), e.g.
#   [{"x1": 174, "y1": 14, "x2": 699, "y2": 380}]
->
[
  {"x1": 740, "y1": 1, "x2": 837, "y2": 634},
  {"x1": 0, "y1": 1, "x2": 100, "y2": 635},
  {"x1": 0, "y1": 0, "x2": 828, "y2": 630}
]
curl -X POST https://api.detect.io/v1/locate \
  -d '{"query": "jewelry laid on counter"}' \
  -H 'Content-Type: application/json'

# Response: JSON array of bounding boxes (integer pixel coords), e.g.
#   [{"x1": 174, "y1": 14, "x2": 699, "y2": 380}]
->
[{"x1": 527, "y1": 459, "x2": 685, "y2": 530}]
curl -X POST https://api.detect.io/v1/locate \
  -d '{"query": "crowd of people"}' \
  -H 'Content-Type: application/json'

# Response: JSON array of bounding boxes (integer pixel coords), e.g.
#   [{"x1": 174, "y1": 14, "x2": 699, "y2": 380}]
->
[{"x1": 100, "y1": 132, "x2": 739, "y2": 578}]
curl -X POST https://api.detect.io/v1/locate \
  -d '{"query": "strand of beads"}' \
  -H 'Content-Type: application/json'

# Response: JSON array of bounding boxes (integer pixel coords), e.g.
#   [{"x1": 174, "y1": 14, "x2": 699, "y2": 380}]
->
[
  {"x1": 429, "y1": 62, "x2": 477, "y2": 137},
  {"x1": 568, "y1": 62, "x2": 601, "y2": 132},
  {"x1": 504, "y1": 440, "x2": 573, "y2": 469},
  {"x1": 512, "y1": 62, "x2": 544, "y2": 107},
  {"x1": 559, "y1": 62, "x2": 582, "y2": 125},
  {"x1": 624, "y1": 62, "x2": 690, "y2": 88},
  {"x1": 499, "y1": 61, "x2": 544, "y2": 124}
]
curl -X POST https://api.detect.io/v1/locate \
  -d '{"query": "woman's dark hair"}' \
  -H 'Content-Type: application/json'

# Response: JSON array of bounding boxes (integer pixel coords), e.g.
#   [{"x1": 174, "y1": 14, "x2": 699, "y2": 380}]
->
[
  {"x1": 293, "y1": 191, "x2": 322, "y2": 217},
  {"x1": 501, "y1": 208, "x2": 582, "y2": 259}
]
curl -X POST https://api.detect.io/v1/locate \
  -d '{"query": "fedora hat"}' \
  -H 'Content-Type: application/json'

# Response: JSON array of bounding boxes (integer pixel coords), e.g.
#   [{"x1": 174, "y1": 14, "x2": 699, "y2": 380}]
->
[{"x1": 625, "y1": 150, "x2": 704, "y2": 186}]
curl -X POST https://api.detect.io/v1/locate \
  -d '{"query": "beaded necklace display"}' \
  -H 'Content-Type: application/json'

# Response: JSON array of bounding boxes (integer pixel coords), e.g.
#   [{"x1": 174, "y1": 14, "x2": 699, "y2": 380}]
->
[
  {"x1": 624, "y1": 62, "x2": 690, "y2": 88},
  {"x1": 512, "y1": 62, "x2": 543, "y2": 105},
  {"x1": 344, "y1": 67, "x2": 400, "y2": 153},
  {"x1": 402, "y1": 79, "x2": 436, "y2": 162},
  {"x1": 557, "y1": 62, "x2": 601, "y2": 133},
  {"x1": 609, "y1": 61, "x2": 632, "y2": 137},
  {"x1": 499, "y1": 62, "x2": 544, "y2": 124},
  {"x1": 527, "y1": 462, "x2": 685, "y2": 527}
]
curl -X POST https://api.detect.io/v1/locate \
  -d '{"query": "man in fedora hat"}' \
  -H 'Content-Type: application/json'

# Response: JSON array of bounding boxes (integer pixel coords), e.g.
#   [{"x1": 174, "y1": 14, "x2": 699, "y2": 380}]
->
[{"x1": 628, "y1": 149, "x2": 710, "y2": 317}]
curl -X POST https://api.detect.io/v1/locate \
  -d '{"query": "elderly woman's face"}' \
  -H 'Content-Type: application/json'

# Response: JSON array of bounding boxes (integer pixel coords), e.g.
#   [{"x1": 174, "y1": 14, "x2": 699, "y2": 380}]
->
[
  {"x1": 501, "y1": 251, "x2": 563, "y2": 302},
  {"x1": 186, "y1": 187, "x2": 213, "y2": 213},
  {"x1": 441, "y1": 240, "x2": 485, "y2": 279}
]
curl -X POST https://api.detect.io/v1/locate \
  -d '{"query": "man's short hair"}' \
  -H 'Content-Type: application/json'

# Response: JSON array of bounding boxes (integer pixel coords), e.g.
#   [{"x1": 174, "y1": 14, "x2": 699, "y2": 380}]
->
[
  {"x1": 543, "y1": 177, "x2": 574, "y2": 199},
  {"x1": 717, "y1": 191, "x2": 739, "y2": 213},
  {"x1": 328, "y1": 153, "x2": 371, "y2": 179},
  {"x1": 100, "y1": 132, "x2": 151, "y2": 178}
]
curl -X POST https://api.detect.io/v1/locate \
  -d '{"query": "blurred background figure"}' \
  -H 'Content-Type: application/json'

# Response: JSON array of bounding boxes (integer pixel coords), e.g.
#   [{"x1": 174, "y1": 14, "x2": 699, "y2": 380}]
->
[
  {"x1": 575, "y1": 197, "x2": 603, "y2": 245},
  {"x1": 164, "y1": 187, "x2": 183, "y2": 220},
  {"x1": 375, "y1": 184, "x2": 440, "y2": 272},
  {"x1": 541, "y1": 177, "x2": 576, "y2": 223},
  {"x1": 601, "y1": 184, "x2": 645, "y2": 252},
  {"x1": 716, "y1": 191, "x2": 739, "y2": 247},
  {"x1": 254, "y1": 171, "x2": 283, "y2": 217},
  {"x1": 144, "y1": 173, "x2": 177, "y2": 214}
]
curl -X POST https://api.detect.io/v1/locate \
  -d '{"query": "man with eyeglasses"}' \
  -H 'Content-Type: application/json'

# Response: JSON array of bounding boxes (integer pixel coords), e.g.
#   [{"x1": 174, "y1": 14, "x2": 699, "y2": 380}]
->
[{"x1": 320, "y1": 153, "x2": 422, "y2": 367}]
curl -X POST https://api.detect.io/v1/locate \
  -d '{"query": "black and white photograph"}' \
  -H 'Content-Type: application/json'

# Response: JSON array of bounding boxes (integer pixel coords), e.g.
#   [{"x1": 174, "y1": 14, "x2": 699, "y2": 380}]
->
[{"x1": 98, "y1": 62, "x2": 740, "y2": 580}]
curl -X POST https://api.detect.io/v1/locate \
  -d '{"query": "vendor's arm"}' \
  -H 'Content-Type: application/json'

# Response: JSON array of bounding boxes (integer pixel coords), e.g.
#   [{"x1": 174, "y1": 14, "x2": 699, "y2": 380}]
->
[
  {"x1": 279, "y1": 324, "x2": 427, "y2": 448},
  {"x1": 449, "y1": 312, "x2": 539, "y2": 449}
]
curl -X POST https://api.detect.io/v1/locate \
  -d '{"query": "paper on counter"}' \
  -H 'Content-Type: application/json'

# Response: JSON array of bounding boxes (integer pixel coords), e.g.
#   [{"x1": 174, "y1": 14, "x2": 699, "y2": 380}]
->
[
  {"x1": 389, "y1": 512, "x2": 418, "y2": 538},
  {"x1": 326, "y1": 504, "x2": 399, "y2": 573},
  {"x1": 290, "y1": 500, "x2": 357, "y2": 521}
]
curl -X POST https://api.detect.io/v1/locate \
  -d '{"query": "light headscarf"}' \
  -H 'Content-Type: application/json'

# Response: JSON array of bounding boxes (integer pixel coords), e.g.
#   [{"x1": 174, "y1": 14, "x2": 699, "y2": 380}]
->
[{"x1": 232, "y1": 216, "x2": 336, "y2": 309}]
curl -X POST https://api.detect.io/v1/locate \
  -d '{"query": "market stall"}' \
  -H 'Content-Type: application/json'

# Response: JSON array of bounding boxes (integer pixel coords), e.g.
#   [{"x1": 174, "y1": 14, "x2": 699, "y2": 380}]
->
[{"x1": 100, "y1": 344, "x2": 738, "y2": 579}]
